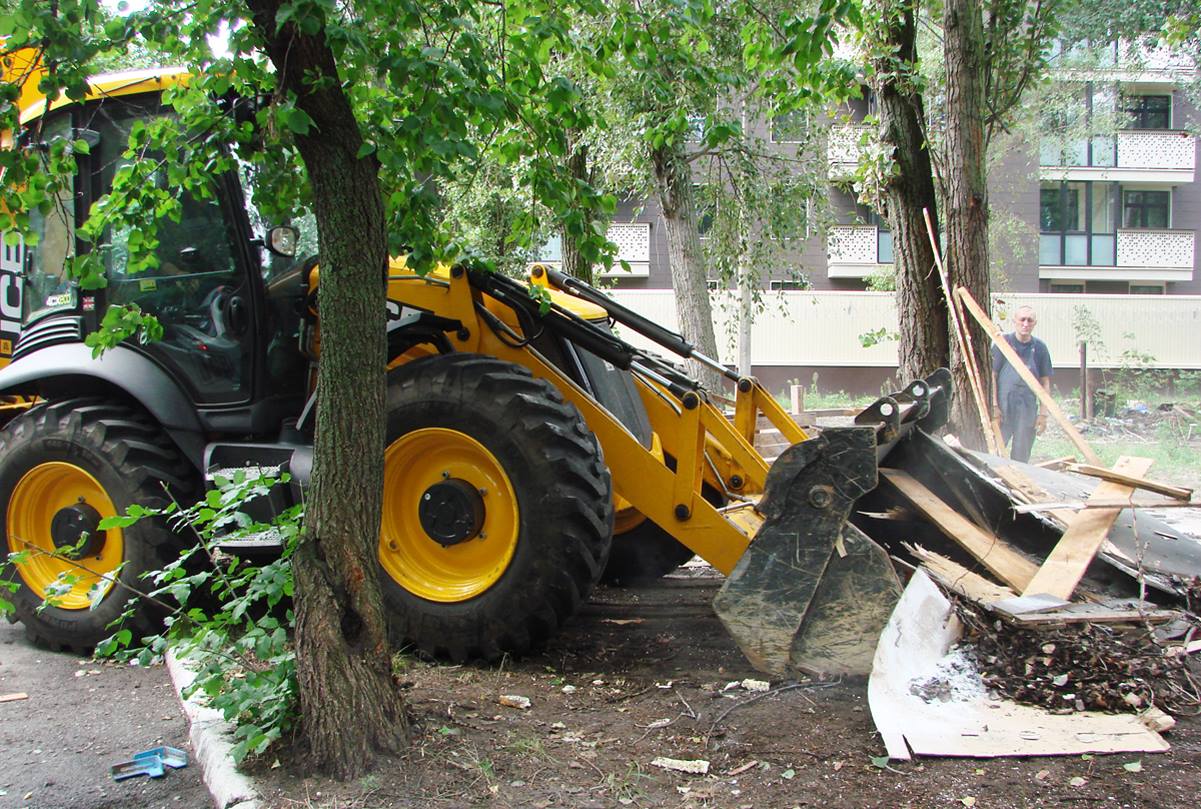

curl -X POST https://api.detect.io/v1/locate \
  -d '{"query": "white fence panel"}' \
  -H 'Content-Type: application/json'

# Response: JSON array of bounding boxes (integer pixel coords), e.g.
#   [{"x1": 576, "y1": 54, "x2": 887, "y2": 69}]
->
[{"x1": 606, "y1": 290, "x2": 1201, "y2": 370}]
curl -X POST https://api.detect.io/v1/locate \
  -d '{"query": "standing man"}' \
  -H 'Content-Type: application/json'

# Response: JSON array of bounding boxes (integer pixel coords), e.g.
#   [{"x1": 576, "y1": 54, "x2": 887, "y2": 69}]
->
[{"x1": 991, "y1": 305, "x2": 1053, "y2": 463}]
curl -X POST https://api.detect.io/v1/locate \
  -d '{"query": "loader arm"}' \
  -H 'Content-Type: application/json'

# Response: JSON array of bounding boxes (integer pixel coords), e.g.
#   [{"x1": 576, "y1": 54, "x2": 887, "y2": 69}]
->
[{"x1": 384, "y1": 263, "x2": 953, "y2": 677}]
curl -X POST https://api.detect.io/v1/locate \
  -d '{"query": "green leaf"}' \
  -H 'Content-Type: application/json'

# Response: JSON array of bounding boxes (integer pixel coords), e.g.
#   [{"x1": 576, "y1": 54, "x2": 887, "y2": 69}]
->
[
  {"x1": 870, "y1": 755, "x2": 890, "y2": 769},
  {"x1": 1123, "y1": 760, "x2": 1143, "y2": 773}
]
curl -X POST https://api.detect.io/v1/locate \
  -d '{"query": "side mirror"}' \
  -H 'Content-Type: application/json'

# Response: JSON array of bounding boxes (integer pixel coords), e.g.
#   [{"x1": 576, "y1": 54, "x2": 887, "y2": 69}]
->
[{"x1": 267, "y1": 226, "x2": 300, "y2": 257}]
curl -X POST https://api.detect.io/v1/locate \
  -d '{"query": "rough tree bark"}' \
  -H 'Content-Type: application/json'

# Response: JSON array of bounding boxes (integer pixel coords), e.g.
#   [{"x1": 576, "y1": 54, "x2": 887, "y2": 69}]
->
[
  {"x1": 942, "y1": 0, "x2": 990, "y2": 449},
  {"x1": 650, "y1": 144, "x2": 724, "y2": 392},
  {"x1": 560, "y1": 138, "x2": 594, "y2": 284},
  {"x1": 246, "y1": 0, "x2": 409, "y2": 778},
  {"x1": 870, "y1": 0, "x2": 949, "y2": 386}
]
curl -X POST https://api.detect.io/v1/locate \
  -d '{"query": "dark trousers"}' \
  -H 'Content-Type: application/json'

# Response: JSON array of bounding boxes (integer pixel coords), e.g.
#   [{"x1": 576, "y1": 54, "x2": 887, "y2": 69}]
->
[{"x1": 1000, "y1": 390, "x2": 1038, "y2": 463}]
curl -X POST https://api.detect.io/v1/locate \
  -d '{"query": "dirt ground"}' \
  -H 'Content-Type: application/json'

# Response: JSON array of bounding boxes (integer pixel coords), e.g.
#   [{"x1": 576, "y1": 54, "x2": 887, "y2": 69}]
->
[{"x1": 251, "y1": 569, "x2": 1201, "y2": 809}]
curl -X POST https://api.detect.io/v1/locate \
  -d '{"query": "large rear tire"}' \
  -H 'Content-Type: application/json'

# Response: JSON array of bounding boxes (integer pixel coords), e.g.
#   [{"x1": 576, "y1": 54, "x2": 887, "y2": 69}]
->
[
  {"x1": 379, "y1": 354, "x2": 613, "y2": 661},
  {"x1": 0, "y1": 399, "x2": 196, "y2": 652}
]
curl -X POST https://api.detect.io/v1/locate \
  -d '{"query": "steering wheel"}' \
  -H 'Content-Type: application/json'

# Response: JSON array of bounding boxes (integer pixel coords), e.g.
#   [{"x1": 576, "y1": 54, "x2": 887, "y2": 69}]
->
[{"x1": 201, "y1": 285, "x2": 235, "y2": 337}]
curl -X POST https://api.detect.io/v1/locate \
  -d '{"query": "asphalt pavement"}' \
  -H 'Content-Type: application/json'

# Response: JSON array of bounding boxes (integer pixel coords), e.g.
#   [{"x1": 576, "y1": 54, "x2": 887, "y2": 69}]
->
[{"x1": 0, "y1": 620, "x2": 211, "y2": 809}]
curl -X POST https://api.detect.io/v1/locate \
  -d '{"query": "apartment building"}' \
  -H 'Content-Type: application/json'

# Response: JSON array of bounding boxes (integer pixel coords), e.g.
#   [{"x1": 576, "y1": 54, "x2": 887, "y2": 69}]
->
[{"x1": 536, "y1": 40, "x2": 1200, "y2": 392}]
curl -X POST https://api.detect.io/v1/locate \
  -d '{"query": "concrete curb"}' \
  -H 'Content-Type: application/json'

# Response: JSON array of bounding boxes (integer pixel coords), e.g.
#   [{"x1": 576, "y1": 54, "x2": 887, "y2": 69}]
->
[{"x1": 165, "y1": 650, "x2": 263, "y2": 809}]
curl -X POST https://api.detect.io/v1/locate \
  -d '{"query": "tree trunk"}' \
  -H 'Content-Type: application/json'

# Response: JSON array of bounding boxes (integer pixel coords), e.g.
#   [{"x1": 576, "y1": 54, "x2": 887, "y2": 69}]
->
[
  {"x1": 871, "y1": 0, "x2": 948, "y2": 387},
  {"x1": 247, "y1": 0, "x2": 409, "y2": 778},
  {"x1": 650, "y1": 144, "x2": 724, "y2": 392},
  {"x1": 736, "y1": 103, "x2": 753, "y2": 379},
  {"x1": 560, "y1": 140, "x2": 593, "y2": 284},
  {"x1": 942, "y1": 0, "x2": 991, "y2": 449}
]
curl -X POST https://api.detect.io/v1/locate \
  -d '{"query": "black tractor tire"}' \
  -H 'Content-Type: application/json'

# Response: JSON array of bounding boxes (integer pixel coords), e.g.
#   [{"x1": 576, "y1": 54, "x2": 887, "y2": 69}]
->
[
  {"x1": 379, "y1": 353, "x2": 613, "y2": 662},
  {"x1": 602, "y1": 474, "x2": 723, "y2": 586},
  {"x1": 602, "y1": 520, "x2": 698, "y2": 586},
  {"x1": 0, "y1": 398, "x2": 196, "y2": 653}
]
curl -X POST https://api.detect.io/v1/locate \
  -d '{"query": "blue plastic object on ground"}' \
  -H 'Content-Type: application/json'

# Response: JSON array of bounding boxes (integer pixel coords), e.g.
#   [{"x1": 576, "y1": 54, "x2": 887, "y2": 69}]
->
[
  {"x1": 110, "y1": 745, "x2": 188, "y2": 781},
  {"x1": 134, "y1": 746, "x2": 189, "y2": 769},
  {"x1": 110, "y1": 756, "x2": 165, "y2": 781}
]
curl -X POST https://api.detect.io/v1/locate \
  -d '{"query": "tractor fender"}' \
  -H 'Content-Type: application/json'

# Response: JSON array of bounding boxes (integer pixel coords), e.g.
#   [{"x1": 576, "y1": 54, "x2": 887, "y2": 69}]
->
[{"x1": 0, "y1": 343, "x2": 206, "y2": 466}]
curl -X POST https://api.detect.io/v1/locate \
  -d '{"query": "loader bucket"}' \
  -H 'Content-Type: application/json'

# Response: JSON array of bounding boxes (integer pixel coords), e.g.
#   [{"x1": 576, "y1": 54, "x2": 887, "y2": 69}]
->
[{"x1": 713, "y1": 370, "x2": 953, "y2": 677}]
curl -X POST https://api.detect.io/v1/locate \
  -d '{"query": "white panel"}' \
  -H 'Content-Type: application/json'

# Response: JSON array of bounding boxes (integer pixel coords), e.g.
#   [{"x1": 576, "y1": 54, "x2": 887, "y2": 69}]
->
[
  {"x1": 1116, "y1": 229, "x2": 1194, "y2": 269},
  {"x1": 1116, "y1": 131, "x2": 1196, "y2": 171},
  {"x1": 827, "y1": 225, "x2": 878, "y2": 264},
  {"x1": 607, "y1": 223, "x2": 650, "y2": 263},
  {"x1": 606, "y1": 291, "x2": 1201, "y2": 371},
  {"x1": 982, "y1": 293, "x2": 1201, "y2": 370}
]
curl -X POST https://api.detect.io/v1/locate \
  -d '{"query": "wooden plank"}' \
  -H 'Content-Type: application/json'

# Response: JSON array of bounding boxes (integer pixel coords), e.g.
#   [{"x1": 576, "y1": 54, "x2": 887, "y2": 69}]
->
[
  {"x1": 906, "y1": 543, "x2": 1017, "y2": 603},
  {"x1": 1005, "y1": 606, "x2": 1178, "y2": 626},
  {"x1": 0, "y1": 692, "x2": 28, "y2": 703},
  {"x1": 1034, "y1": 456, "x2": 1076, "y2": 470},
  {"x1": 993, "y1": 465, "x2": 1075, "y2": 529},
  {"x1": 1022, "y1": 456, "x2": 1154, "y2": 599},
  {"x1": 1067, "y1": 463, "x2": 1193, "y2": 501},
  {"x1": 956, "y1": 287, "x2": 1102, "y2": 465},
  {"x1": 1012, "y1": 498, "x2": 1196, "y2": 513},
  {"x1": 881, "y1": 468, "x2": 1041, "y2": 590}
]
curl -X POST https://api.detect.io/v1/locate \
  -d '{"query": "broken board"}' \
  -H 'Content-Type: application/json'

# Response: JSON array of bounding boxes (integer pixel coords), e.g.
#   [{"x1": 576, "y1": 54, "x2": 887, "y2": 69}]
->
[
  {"x1": 1023, "y1": 456, "x2": 1154, "y2": 599},
  {"x1": 881, "y1": 468, "x2": 1040, "y2": 591},
  {"x1": 868, "y1": 570, "x2": 1170, "y2": 760}
]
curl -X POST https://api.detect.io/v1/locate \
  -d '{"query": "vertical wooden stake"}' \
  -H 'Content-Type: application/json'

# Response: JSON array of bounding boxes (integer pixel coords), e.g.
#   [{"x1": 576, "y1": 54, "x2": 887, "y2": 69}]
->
[
  {"x1": 921, "y1": 209, "x2": 1001, "y2": 453},
  {"x1": 1079, "y1": 341, "x2": 1090, "y2": 421}
]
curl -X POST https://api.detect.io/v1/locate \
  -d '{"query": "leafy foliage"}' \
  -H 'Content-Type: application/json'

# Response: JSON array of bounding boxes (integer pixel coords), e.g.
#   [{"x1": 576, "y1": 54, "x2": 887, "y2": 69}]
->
[{"x1": 94, "y1": 470, "x2": 303, "y2": 764}]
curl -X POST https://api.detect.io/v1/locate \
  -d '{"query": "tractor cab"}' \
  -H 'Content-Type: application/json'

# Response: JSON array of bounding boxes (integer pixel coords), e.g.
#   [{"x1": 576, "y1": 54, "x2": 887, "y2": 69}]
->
[{"x1": 8, "y1": 74, "x2": 310, "y2": 438}]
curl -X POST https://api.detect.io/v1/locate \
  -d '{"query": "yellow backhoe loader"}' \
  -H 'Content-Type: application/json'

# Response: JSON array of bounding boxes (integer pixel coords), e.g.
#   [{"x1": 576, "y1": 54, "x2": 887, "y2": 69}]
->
[{"x1": 0, "y1": 63, "x2": 962, "y2": 678}]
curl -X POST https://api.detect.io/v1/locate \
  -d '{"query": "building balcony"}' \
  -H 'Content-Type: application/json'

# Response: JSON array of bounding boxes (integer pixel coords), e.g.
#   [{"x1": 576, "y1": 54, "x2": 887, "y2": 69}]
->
[
  {"x1": 533, "y1": 222, "x2": 651, "y2": 278},
  {"x1": 827, "y1": 225, "x2": 893, "y2": 278},
  {"x1": 827, "y1": 124, "x2": 872, "y2": 181},
  {"x1": 1040, "y1": 130, "x2": 1196, "y2": 183},
  {"x1": 1039, "y1": 228, "x2": 1195, "y2": 282},
  {"x1": 1052, "y1": 39, "x2": 1197, "y2": 86}
]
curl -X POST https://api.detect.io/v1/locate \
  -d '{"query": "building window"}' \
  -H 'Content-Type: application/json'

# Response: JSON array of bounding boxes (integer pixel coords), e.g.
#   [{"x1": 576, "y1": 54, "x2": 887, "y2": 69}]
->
[
  {"x1": 1040, "y1": 181, "x2": 1118, "y2": 266},
  {"x1": 1122, "y1": 190, "x2": 1170, "y2": 228},
  {"x1": 769, "y1": 279, "x2": 808, "y2": 290},
  {"x1": 1130, "y1": 283, "x2": 1165, "y2": 294},
  {"x1": 1122, "y1": 95, "x2": 1171, "y2": 130},
  {"x1": 770, "y1": 109, "x2": 809, "y2": 143},
  {"x1": 1050, "y1": 283, "x2": 1085, "y2": 294},
  {"x1": 706, "y1": 279, "x2": 720, "y2": 291}
]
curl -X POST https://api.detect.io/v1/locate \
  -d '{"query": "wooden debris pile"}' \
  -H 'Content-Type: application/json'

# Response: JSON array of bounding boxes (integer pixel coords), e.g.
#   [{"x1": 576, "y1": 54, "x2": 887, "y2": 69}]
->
[
  {"x1": 877, "y1": 449, "x2": 1201, "y2": 724},
  {"x1": 957, "y1": 600, "x2": 1201, "y2": 716}
]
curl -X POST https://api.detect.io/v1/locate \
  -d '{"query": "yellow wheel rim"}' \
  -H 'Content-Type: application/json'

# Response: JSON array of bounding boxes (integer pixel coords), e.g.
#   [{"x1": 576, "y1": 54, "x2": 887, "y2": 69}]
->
[
  {"x1": 380, "y1": 428, "x2": 519, "y2": 602},
  {"x1": 7, "y1": 462, "x2": 123, "y2": 610}
]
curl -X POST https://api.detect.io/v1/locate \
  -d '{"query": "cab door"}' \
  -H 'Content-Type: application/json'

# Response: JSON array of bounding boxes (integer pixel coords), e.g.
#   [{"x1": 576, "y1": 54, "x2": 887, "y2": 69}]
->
[{"x1": 89, "y1": 96, "x2": 259, "y2": 405}]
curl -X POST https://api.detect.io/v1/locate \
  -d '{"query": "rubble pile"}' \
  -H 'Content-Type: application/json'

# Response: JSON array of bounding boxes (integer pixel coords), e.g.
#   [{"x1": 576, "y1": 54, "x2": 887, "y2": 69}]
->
[
  {"x1": 1065, "y1": 401, "x2": 1201, "y2": 442},
  {"x1": 957, "y1": 600, "x2": 1201, "y2": 716}
]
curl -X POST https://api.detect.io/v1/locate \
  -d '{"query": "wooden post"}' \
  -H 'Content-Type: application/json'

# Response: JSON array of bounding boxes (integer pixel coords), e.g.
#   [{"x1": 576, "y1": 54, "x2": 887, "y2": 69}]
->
[
  {"x1": 1080, "y1": 341, "x2": 1091, "y2": 421},
  {"x1": 956, "y1": 286, "x2": 1102, "y2": 465},
  {"x1": 790, "y1": 384, "x2": 804, "y2": 417}
]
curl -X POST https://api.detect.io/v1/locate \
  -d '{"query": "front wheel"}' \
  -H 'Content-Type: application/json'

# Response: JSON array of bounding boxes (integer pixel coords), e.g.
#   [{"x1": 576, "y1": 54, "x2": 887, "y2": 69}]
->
[
  {"x1": 379, "y1": 354, "x2": 613, "y2": 661},
  {"x1": 0, "y1": 399, "x2": 195, "y2": 652}
]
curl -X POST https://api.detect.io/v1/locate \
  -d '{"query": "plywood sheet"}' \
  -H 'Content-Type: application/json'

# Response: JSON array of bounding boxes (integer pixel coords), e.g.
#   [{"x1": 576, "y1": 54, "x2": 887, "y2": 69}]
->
[{"x1": 868, "y1": 571, "x2": 1170, "y2": 760}]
